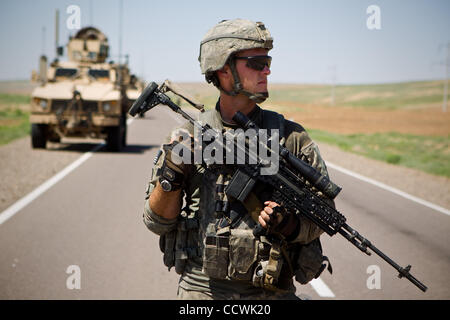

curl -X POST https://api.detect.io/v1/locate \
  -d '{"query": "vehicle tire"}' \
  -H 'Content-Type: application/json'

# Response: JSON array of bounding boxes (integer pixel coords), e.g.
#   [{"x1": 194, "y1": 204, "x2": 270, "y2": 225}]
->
[
  {"x1": 121, "y1": 113, "x2": 127, "y2": 148},
  {"x1": 106, "y1": 126, "x2": 122, "y2": 152},
  {"x1": 106, "y1": 116, "x2": 125, "y2": 152},
  {"x1": 31, "y1": 124, "x2": 47, "y2": 149}
]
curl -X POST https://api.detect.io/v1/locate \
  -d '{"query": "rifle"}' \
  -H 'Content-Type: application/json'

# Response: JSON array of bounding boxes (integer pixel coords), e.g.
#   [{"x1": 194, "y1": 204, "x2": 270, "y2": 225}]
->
[{"x1": 129, "y1": 81, "x2": 428, "y2": 293}]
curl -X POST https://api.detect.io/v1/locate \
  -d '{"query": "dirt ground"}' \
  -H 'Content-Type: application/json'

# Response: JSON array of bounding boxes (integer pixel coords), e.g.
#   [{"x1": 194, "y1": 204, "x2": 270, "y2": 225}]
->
[{"x1": 271, "y1": 102, "x2": 450, "y2": 136}]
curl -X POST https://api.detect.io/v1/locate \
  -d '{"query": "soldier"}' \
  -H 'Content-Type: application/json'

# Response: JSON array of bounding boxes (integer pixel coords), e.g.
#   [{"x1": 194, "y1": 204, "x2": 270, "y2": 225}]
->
[{"x1": 143, "y1": 19, "x2": 334, "y2": 300}]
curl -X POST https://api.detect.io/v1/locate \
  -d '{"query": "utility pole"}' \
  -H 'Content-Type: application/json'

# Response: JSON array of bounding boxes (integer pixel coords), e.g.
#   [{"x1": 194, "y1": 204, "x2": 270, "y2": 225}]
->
[
  {"x1": 55, "y1": 9, "x2": 60, "y2": 58},
  {"x1": 330, "y1": 65, "x2": 337, "y2": 106},
  {"x1": 443, "y1": 43, "x2": 449, "y2": 113}
]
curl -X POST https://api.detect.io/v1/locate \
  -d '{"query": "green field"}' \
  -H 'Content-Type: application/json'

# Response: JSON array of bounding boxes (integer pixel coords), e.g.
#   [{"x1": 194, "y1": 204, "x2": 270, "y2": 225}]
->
[
  {"x1": 0, "y1": 93, "x2": 31, "y2": 145},
  {"x1": 307, "y1": 129, "x2": 450, "y2": 178}
]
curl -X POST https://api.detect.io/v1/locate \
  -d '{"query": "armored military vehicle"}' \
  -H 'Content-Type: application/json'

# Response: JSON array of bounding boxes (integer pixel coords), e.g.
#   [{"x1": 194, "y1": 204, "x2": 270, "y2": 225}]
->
[{"x1": 30, "y1": 27, "x2": 143, "y2": 151}]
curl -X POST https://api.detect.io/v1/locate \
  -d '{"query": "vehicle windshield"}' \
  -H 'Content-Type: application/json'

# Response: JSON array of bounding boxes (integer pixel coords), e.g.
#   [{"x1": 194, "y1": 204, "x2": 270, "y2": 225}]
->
[
  {"x1": 55, "y1": 68, "x2": 78, "y2": 78},
  {"x1": 88, "y1": 69, "x2": 110, "y2": 79}
]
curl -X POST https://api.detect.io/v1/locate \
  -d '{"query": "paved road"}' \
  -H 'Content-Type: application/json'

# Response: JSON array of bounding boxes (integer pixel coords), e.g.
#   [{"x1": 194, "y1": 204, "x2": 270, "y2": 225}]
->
[{"x1": 0, "y1": 106, "x2": 449, "y2": 299}]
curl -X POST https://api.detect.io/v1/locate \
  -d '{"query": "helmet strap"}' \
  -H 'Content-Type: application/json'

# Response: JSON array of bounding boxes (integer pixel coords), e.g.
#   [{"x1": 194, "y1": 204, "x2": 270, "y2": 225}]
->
[
  {"x1": 227, "y1": 57, "x2": 269, "y2": 103},
  {"x1": 210, "y1": 58, "x2": 269, "y2": 104},
  {"x1": 216, "y1": 58, "x2": 241, "y2": 97}
]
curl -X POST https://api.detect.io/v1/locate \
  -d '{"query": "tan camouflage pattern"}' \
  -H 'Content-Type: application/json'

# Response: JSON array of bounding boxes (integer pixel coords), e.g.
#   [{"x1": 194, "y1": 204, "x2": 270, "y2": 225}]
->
[{"x1": 199, "y1": 19, "x2": 273, "y2": 75}]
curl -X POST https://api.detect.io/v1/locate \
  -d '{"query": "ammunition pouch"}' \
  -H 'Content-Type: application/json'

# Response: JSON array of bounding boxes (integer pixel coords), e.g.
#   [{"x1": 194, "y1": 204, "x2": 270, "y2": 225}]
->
[
  {"x1": 203, "y1": 227, "x2": 231, "y2": 279},
  {"x1": 202, "y1": 226, "x2": 260, "y2": 282},
  {"x1": 202, "y1": 223, "x2": 295, "y2": 292},
  {"x1": 159, "y1": 229, "x2": 176, "y2": 270},
  {"x1": 228, "y1": 229, "x2": 259, "y2": 281},
  {"x1": 293, "y1": 238, "x2": 332, "y2": 285},
  {"x1": 159, "y1": 213, "x2": 200, "y2": 275},
  {"x1": 251, "y1": 239, "x2": 295, "y2": 293}
]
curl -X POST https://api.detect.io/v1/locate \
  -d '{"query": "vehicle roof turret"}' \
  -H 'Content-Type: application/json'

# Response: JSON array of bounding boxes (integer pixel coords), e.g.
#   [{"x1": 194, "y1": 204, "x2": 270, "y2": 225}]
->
[{"x1": 67, "y1": 27, "x2": 109, "y2": 63}]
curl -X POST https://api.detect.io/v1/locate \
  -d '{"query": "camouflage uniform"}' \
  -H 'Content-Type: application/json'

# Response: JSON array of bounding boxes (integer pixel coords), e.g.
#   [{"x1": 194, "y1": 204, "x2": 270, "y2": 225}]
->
[{"x1": 143, "y1": 102, "x2": 333, "y2": 299}]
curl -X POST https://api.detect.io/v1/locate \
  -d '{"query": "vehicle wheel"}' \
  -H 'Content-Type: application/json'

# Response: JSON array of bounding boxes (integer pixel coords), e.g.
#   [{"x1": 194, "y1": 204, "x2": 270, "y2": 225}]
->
[
  {"x1": 106, "y1": 117, "x2": 125, "y2": 152},
  {"x1": 106, "y1": 126, "x2": 122, "y2": 152},
  {"x1": 31, "y1": 124, "x2": 47, "y2": 149},
  {"x1": 121, "y1": 113, "x2": 127, "y2": 148}
]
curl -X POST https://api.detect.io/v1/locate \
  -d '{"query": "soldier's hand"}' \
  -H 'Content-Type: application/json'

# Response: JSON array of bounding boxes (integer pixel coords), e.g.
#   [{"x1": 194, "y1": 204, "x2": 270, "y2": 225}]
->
[
  {"x1": 162, "y1": 128, "x2": 194, "y2": 175},
  {"x1": 162, "y1": 141, "x2": 188, "y2": 175},
  {"x1": 258, "y1": 201, "x2": 284, "y2": 229},
  {"x1": 258, "y1": 201, "x2": 300, "y2": 240},
  {"x1": 158, "y1": 128, "x2": 194, "y2": 192}
]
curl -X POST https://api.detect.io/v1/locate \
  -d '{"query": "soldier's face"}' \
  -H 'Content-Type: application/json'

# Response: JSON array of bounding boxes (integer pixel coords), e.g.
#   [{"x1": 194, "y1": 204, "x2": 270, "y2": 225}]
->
[{"x1": 234, "y1": 48, "x2": 271, "y2": 94}]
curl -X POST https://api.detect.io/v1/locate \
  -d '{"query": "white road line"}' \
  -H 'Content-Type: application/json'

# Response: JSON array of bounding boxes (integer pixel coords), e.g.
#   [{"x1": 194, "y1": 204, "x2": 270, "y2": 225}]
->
[
  {"x1": 326, "y1": 161, "x2": 450, "y2": 216},
  {"x1": 0, "y1": 118, "x2": 135, "y2": 225},
  {"x1": 0, "y1": 144, "x2": 102, "y2": 225},
  {"x1": 310, "y1": 277, "x2": 335, "y2": 298}
]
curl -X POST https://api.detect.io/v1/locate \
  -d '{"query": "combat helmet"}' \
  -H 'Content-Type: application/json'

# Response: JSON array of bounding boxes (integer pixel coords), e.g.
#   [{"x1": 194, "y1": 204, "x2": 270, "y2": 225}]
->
[{"x1": 199, "y1": 19, "x2": 273, "y2": 103}]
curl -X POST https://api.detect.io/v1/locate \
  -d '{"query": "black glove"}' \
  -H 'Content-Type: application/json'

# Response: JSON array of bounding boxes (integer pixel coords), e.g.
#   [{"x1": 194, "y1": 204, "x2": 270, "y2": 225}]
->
[
  {"x1": 255, "y1": 202, "x2": 301, "y2": 241},
  {"x1": 159, "y1": 140, "x2": 192, "y2": 192},
  {"x1": 270, "y1": 206, "x2": 301, "y2": 241}
]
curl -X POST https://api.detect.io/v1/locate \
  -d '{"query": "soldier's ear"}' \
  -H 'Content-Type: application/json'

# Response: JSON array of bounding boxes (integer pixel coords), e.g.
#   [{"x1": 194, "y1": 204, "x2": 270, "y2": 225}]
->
[
  {"x1": 217, "y1": 64, "x2": 231, "y2": 77},
  {"x1": 215, "y1": 65, "x2": 233, "y2": 88}
]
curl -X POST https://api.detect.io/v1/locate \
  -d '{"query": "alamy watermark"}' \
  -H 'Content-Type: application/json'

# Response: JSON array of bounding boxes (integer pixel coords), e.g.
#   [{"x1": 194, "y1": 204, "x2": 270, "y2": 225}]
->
[
  {"x1": 170, "y1": 127, "x2": 280, "y2": 176},
  {"x1": 366, "y1": 265, "x2": 381, "y2": 289},
  {"x1": 66, "y1": 265, "x2": 81, "y2": 290},
  {"x1": 66, "y1": 5, "x2": 81, "y2": 30},
  {"x1": 366, "y1": 5, "x2": 381, "y2": 30}
]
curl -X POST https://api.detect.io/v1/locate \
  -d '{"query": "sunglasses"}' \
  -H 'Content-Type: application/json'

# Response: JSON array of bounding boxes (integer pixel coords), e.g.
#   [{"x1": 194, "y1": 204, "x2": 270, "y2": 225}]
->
[{"x1": 234, "y1": 55, "x2": 272, "y2": 71}]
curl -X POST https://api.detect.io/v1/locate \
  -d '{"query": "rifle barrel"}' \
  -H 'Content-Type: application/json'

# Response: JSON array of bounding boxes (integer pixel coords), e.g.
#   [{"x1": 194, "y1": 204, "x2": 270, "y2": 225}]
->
[{"x1": 339, "y1": 223, "x2": 428, "y2": 292}]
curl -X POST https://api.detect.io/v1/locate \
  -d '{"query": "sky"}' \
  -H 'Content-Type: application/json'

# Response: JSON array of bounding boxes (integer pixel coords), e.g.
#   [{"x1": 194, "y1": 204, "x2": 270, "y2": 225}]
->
[{"x1": 0, "y1": 0, "x2": 449, "y2": 84}]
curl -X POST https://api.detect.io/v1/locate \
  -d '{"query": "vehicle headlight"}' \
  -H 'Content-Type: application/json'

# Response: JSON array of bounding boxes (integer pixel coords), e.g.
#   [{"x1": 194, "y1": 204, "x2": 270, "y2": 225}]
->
[
  {"x1": 40, "y1": 99, "x2": 48, "y2": 109},
  {"x1": 102, "y1": 101, "x2": 117, "y2": 113}
]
